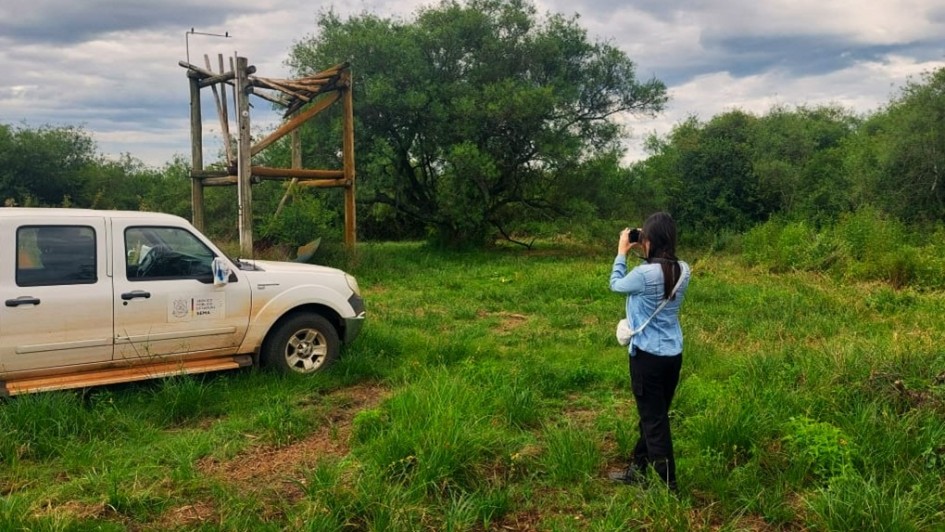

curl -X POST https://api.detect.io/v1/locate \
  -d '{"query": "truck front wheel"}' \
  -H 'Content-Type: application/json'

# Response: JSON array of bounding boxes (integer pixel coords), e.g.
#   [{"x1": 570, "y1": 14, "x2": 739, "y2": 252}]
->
[{"x1": 262, "y1": 313, "x2": 340, "y2": 374}]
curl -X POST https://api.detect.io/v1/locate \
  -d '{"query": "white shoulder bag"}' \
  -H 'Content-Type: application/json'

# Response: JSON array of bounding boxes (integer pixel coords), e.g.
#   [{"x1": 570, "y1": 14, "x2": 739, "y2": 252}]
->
[{"x1": 616, "y1": 262, "x2": 690, "y2": 346}]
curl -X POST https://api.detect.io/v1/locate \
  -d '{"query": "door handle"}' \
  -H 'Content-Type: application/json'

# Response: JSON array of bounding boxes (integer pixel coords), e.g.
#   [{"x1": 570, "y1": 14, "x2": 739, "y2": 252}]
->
[
  {"x1": 5, "y1": 296, "x2": 41, "y2": 307},
  {"x1": 121, "y1": 290, "x2": 151, "y2": 301}
]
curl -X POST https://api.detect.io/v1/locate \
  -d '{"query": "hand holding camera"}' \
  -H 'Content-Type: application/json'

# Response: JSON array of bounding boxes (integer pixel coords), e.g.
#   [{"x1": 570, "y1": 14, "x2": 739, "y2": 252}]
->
[{"x1": 618, "y1": 227, "x2": 642, "y2": 255}]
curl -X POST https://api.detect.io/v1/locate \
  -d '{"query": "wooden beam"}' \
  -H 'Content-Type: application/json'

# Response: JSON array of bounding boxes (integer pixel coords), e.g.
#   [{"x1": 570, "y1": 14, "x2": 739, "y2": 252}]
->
[
  {"x1": 180, "y1": 60, "x2": 255, "y2": 78},
  {"x1": 189, "y1": 76, "x2": 205, "y2": 231},
  {"x1": 274, "y1": 128, "x2": 302, "y2": 217},
  {"x1": 251, "y1": 78, "x2": 311, "y2": 102},
  {"x1": 199, "y1": 172, "x2": 346, "y2": 187},
  {"x1": 253, "y1": 77, "x2": 330, "y2": 92},
  {"x1": 236, "y1": 56, "x2": 254, "y2": 258},
  {"x1": 229, "y1": 56, "x2": 237, "y2": 115},
  {"x1": 198, "y1": 71, "x2": 236, "y2": 88},
  {"x1": 182, "y1": 60, "x2": 288, "y2": 106},
  {"x1": 341, "y1": 70, "x2": 357, "y2": 249},
  {"x1": 250, "y1": 91, "x2": 341, "y2": 156},
  {"x1": 201, "y1": 177, "x2": 238, "y2": 186},
  {"x1": 190, "y1": 169, "x2": 230, "y2": 179},
  {"x1": 252, "y1": 166, "x2": 344, "y2": 179},
  {"x1": 251, "y1": 90, "x2": 292, "y2": 107},
  {"x1": 312, "y1": 62, "x2": 349, "y2": 77},
  {"x1": 218, "y1": 54, "x2": 232, "y2": 165},
  {"x1": 180, "y1": 60, "x2": 212, "y2": 77},
  {"x1": 205, "y1": 54, "x2": 234, "y2": 165},
  {"x1": 295, "y1": 179, "x2": 348, "y2": 188}
]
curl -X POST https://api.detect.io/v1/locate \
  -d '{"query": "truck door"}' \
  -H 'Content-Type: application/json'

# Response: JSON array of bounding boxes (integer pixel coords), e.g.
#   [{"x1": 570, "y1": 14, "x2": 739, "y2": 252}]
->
[
  {"x1": 111, "y1": 221, "x2": 250, "y2": 361},
  {"x1": 0, "y1": 220, "x2": 113, "y2": 373}
]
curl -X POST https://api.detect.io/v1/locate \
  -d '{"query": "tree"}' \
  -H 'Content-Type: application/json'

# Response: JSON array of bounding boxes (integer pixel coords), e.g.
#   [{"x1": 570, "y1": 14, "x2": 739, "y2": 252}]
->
[
  {"x1": 750, "y1": 105, "x2": 857, "y2": 225},
  {"x1": 80, "y1": 153, "x2": 160, "y2": 211},
  {"x1": 635, "y1": 105, "x2": 860, "y2": 236},
  {"x1": 288, "y1": 0, "x2": 666, "y2": 246},
  {"x1": 847, "y1": 68, "x2": 945, "y2": 223},
  {"x1": 0, "y1": 124, "x2": 97, "y2": 206},
  {"x1": 638, "y1": 111, "x2": 771, "y2": 233}
]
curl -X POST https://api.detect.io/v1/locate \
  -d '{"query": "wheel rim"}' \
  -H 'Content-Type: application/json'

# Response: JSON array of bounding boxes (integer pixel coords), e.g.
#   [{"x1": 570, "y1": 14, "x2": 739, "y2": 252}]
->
[{"x1": 284, "y1": 327, "x2": 328, "y2": 373}]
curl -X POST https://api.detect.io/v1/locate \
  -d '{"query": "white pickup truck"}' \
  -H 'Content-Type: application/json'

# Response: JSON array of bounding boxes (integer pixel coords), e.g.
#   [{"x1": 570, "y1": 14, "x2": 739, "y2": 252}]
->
[{"x1": 0, "y1": 208, "x2": 365, "y2": 395}]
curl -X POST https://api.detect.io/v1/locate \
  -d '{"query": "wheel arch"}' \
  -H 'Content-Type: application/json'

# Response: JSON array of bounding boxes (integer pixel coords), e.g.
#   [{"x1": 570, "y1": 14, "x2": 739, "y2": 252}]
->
[{"x1": 259, "y1": 303, "x2": 344, "y2": 355}]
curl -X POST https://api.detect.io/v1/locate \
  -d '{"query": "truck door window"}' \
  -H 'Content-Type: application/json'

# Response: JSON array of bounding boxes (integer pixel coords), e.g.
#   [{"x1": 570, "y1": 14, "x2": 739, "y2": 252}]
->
[
  {"x1": 125, "y1": 227, "x2": 216, "y2": 281},
  {"x1": 16, "y1": 226, "x2": 97, "y2": 287}
]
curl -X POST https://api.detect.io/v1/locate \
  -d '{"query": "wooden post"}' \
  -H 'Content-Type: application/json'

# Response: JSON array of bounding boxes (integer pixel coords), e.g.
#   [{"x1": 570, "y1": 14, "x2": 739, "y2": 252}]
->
[
  {"x1": 274, "y1": 127, "x2": 302, "y2": 217},
  {"x1": 204, "y1": 54, "x2": 233, "y2": 166},
  {"x1": 292, "y1": 126, "x2": 302, "y2": 169},
  {"x1": 341, "y1": 70, "x2": 357, "y2": 249},
  {"x1": 189, "y1": 75, "x2": 205, "y2": 231},
  {"x1": 218, "y1": 54, "x2": 231, "y2": 165},
  {"x1": 236, "y1": 56, "x2": 254, "y2": 257}
]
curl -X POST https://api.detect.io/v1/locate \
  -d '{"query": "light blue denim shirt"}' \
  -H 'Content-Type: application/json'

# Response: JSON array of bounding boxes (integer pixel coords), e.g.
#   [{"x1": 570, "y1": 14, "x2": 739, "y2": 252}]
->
[{"x1": 610, "y1": 254, "x2": 691, "y2": 357}]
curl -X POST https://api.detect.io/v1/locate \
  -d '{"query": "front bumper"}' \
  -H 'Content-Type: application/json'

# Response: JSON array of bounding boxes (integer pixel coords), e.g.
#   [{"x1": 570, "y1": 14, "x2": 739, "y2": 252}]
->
[
  {"x1": 343, "y1": 293, "x2": 365, "y2": 343},
  {"x1": 343, "y1": 313, "x2": 365, "y2": 343}
]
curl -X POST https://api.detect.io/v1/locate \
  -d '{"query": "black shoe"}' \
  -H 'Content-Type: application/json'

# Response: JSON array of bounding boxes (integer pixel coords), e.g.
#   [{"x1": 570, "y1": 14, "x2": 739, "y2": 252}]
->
[{"x1": 608, "y1": 463, "x2": 647, "y2": 485}]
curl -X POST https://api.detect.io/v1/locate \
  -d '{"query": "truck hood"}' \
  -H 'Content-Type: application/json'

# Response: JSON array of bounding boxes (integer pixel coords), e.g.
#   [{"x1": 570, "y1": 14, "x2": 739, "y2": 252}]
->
[
  {"x1": 239, "y1": 259, "x2": 345, "y2": 276},
  {"x1": 237, "y1": 259, "x2": 361, "y2": 317}
]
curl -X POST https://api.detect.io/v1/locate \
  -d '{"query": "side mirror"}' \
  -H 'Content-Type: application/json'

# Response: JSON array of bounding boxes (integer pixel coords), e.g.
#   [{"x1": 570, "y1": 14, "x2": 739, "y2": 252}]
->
[{"x1": 211, "y1": 257, "x2": 230, "y2": 287}]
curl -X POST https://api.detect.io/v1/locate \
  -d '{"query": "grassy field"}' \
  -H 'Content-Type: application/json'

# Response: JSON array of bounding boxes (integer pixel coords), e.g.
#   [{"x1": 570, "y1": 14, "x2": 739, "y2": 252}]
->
[{"x1": 2, "y1": 241, "x2": 945, "y2": 530}]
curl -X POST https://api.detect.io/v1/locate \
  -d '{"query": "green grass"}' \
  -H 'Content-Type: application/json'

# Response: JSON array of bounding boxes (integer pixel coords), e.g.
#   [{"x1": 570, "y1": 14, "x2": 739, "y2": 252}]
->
[{"x1": 1, "y1": 241, "x2": 944, "y2": 529}]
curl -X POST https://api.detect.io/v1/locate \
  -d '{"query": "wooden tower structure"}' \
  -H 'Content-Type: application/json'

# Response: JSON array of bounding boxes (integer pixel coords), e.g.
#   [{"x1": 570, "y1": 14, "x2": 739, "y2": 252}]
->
[{"x1": 179, "y1": 55, "x2": 356, "y2": 256}]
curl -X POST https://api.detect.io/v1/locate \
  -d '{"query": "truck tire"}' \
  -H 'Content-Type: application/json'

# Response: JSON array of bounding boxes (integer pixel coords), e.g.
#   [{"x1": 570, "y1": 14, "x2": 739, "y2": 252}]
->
[{"x1": 262, "y1": 313, "x2": 340, "y2": 374}]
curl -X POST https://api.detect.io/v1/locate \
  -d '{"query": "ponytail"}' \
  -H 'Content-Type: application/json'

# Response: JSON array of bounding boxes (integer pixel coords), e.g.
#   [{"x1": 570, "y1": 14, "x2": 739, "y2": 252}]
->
[{"x1": 642, "y1": 212, "x2": 680, "y2": 300}]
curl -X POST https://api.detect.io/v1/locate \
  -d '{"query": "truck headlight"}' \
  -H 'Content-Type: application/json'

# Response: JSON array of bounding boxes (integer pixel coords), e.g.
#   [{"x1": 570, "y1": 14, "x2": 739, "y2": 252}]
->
[{"x1": 344, "y1": 273, "x2": 361, "y2": 296}]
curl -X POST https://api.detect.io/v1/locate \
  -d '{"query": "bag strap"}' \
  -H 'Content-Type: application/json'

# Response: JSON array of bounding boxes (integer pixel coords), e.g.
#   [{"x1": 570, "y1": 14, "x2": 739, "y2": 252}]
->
[{"x1": 629, "y1": 262, "x2": 689, "y2": 336}]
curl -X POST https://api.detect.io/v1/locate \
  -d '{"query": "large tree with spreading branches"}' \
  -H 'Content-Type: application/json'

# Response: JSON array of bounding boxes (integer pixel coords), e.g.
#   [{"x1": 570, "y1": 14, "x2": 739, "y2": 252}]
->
[{"x1": 288, "y1": 0, "x2": 666, "y2": 246}]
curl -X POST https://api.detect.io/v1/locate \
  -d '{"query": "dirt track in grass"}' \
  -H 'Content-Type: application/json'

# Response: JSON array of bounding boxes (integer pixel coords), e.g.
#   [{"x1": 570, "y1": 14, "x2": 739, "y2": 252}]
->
[{"x1": 152, "y1": 383, "x2": 389, "y2": 528}]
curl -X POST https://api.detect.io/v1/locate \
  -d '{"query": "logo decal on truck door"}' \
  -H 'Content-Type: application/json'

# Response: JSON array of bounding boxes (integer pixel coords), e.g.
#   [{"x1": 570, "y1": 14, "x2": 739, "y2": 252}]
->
[
  {"x1": 168, "y1": 294, "x2": 226, "y2": 322},
  {"x1": 171, "y1": 298, "x2": 190, "y2": 319}
]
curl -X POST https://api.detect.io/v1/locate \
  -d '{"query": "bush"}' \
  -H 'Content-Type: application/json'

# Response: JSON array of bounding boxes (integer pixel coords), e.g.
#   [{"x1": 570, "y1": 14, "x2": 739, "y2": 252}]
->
[
  {"x1": 783, "y1": 416, "x2": 856, "y2": 480},
  {"x1": 259, "y1": 192, "x2": 337, "y2": 248},
  {"x1": 739, "y1": 207, "x2": 945, "y2": 289},
  {"x1": 742, "y1": 218, "x2": 836, "y2": 272},
  {"x1": 805, "y1": 469, "x2": 939, "y2": 530}
]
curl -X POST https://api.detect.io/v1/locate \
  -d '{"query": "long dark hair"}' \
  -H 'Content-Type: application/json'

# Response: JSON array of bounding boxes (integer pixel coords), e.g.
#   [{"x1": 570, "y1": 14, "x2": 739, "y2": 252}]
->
[{"x1": 642, "y1": 212, "x2": 681, "y2": 299}]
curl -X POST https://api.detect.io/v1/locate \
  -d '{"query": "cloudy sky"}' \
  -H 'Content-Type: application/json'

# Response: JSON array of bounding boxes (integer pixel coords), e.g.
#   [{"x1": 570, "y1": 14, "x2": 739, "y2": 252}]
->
[{"x1": 1, "y1": 0, "x2": 943, "y2": 167}]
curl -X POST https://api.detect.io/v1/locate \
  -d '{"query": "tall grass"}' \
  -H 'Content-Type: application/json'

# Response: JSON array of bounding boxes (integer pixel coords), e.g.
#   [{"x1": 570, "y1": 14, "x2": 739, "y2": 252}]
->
[
  {"x1": 740, "y1": 206, "x2": 945, "y2": 289},
  {"x1": 1, "y1": 239, "x2": 943, "y2": 529}
]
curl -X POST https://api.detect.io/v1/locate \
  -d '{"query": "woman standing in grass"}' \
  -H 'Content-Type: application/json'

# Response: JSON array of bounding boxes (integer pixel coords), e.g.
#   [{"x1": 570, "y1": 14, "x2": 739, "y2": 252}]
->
[{"x1": 608, "y1": 212, "x2": 691, "y2": 491}]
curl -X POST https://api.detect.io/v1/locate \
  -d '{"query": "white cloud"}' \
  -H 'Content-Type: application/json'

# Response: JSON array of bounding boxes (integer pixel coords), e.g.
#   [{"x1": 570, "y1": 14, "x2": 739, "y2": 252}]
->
[
  {"x1": 623, "y1": 53, "x2": 945, "y2": 162},
  {"x1": 693, "y1": 0, "x2": 943, "y2": 43},
  {"x1": 2, "y1": 0, "x2": 944, "y2": 167}
]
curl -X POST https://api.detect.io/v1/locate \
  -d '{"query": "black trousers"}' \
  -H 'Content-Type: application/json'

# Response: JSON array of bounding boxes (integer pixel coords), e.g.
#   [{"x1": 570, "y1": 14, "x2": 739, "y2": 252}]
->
[{"x1": 629, "y1": 348, "x2": 682, "y2": 487}]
